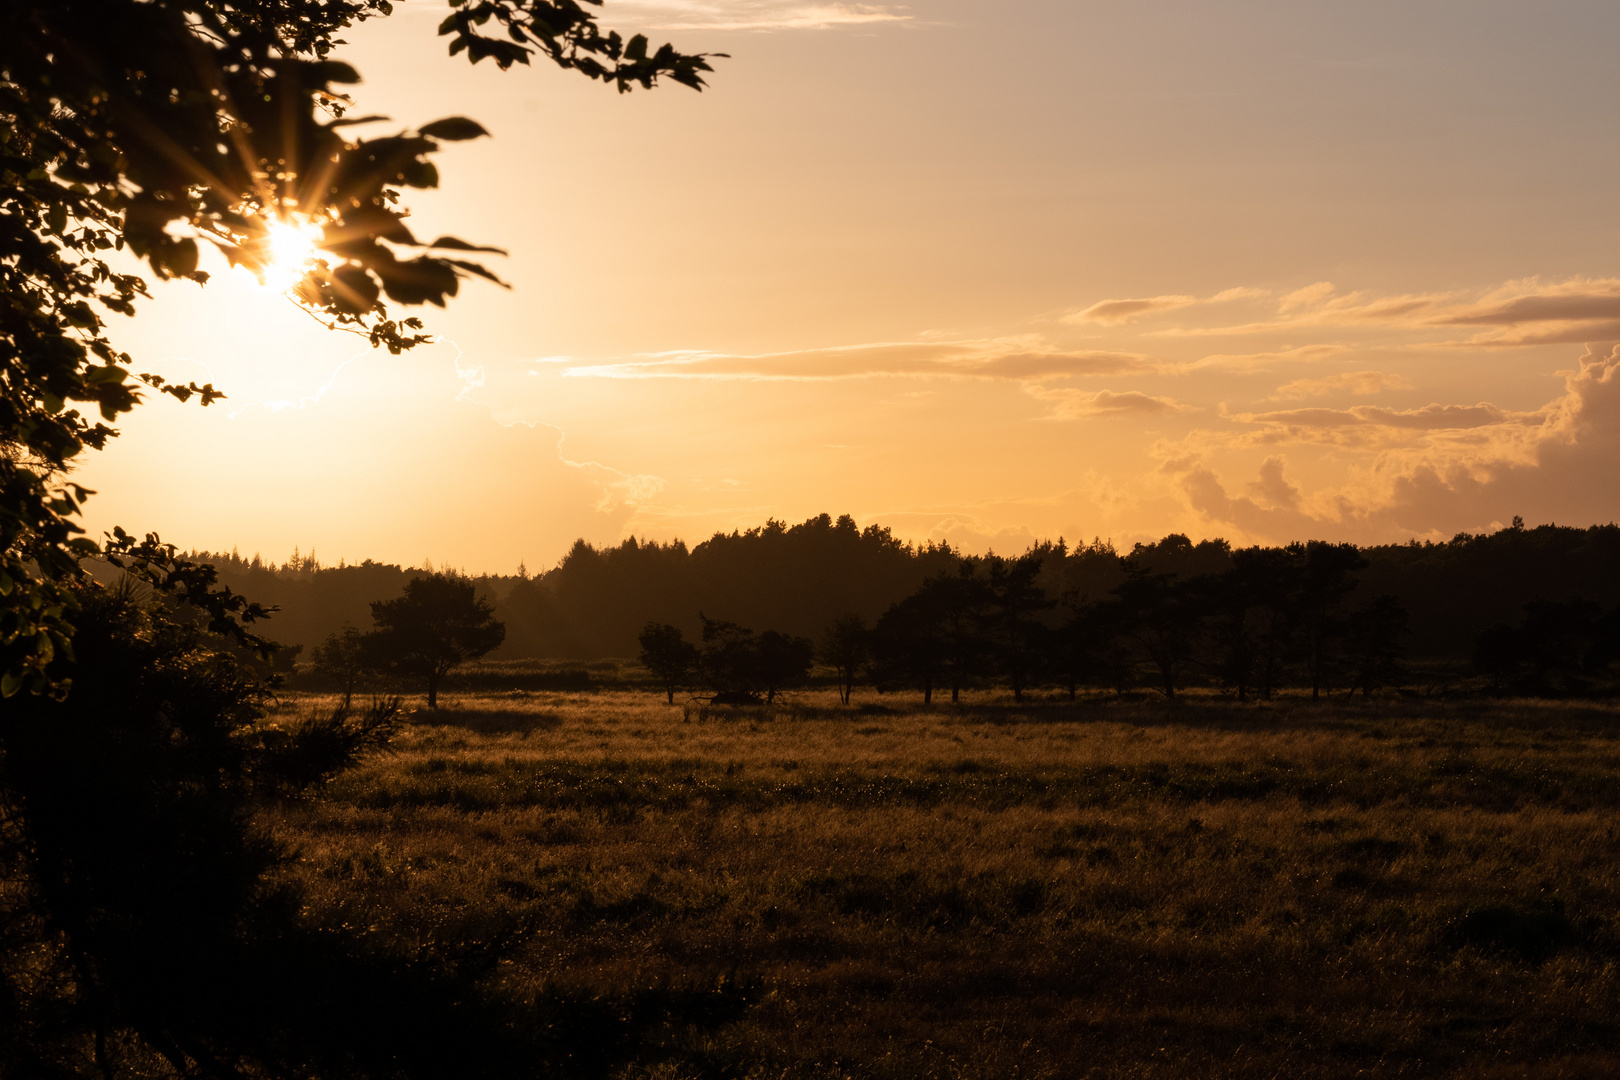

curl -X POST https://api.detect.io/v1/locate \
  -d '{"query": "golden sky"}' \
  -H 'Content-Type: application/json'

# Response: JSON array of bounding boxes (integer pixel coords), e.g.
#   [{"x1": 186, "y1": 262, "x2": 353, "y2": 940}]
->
[{"x1": 78, "y1": 0, "x2": 1620, "y2": 572}]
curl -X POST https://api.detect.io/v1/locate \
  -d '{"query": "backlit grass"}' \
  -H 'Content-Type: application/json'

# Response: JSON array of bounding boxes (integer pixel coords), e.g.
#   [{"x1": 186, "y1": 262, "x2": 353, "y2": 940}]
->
[{"x1": 261, "y1": 690, "x2": 1620, "y2": 1079}]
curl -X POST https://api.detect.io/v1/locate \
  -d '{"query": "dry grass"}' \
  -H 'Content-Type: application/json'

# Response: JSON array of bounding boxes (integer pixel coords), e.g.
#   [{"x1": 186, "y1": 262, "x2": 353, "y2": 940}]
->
[{"x1": 260, "y1": 690, "x2": 1620, "y2": 1079}]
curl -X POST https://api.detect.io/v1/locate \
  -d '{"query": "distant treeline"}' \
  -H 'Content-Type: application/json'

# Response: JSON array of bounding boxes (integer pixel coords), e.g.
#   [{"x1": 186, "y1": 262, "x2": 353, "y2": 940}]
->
[{"x1": 193, "y1": 514, "x2": 1620, "y2": 673}]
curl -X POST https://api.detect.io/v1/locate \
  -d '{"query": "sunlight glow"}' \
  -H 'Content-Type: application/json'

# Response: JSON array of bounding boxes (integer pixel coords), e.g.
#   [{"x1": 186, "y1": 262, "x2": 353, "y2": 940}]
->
[{"x1": 257, "y1": 218, "x2": 324, "y2": 292}]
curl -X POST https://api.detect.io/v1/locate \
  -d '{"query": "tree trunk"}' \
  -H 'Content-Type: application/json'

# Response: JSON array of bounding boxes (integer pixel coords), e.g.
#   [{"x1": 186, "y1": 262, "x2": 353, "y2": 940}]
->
[{"x1": 666, "y1": 685, "x2": 675, "y2": 704}]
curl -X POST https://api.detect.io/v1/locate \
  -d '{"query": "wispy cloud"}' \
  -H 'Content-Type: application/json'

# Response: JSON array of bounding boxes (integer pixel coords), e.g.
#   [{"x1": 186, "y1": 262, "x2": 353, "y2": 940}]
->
[
  {"x1": 1186, "y1": 344, "x2": 1349, "y2": 372},
  {"x1": 1153, "y1": 277, "x2": 1620, "y2": 347},
  {"x1": 1062, "y1": 286, "x2": 1262, "y2": 326},
  {"x1": 1029, "y1": 386, "x2": 1197, "y2": 419},
  {"x1": 1232, "y1": 401, "x2": 1537, "y2": 432},
  {"x1": 610, "y1": 1, "x2": 909, "y2": 31},
  {"x1": 536, "y1": 338, "x2": 1157, "y2": 381},
  {"x1": 1155, "y1": 283, "x2": 1454, "y2": 337},
  {"x1": 1210, "y1": 399, "x2": 1548, "y2": 450},
  {"x1": 1268, "y1": 370, "x2": 1412, "y2": 400},
  {"x1": 1427, "y1": 278, "x2": 1620, "y2": 347}
]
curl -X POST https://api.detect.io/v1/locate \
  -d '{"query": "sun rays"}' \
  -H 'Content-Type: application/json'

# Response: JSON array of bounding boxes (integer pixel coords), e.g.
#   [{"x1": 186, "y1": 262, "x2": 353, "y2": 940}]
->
[{"x1": 252, "y1": 217, "x2": 326, "y2": 292}]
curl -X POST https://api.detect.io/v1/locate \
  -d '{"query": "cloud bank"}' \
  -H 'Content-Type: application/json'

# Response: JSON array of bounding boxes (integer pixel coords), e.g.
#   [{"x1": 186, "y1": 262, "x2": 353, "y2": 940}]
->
[{"x1": 1176, "y1": 345, "x2": 1620, "y2": 542}]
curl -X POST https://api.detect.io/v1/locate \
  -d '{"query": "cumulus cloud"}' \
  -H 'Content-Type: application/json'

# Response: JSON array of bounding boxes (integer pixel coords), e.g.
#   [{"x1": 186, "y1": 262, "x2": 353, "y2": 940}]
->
[
  {"x1": 1174, "y1": 458, "x2": 1319, "y2": 542},
  {"x1": 1177, "y1": 345, "x2": 1620, "y2": 542},
  {"x1": 539, "y1": 338, "x2": 1157, "y2": 382},
  {"x1": 1269, "y1": 370, "x2": 1411, "y2": 400}
]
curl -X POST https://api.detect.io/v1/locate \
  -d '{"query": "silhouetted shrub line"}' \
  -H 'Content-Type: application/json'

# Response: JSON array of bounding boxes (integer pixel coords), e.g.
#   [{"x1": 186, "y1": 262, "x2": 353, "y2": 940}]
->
[{"x1": 197, "y1": 519, "x2": 1620, "y2": 705}]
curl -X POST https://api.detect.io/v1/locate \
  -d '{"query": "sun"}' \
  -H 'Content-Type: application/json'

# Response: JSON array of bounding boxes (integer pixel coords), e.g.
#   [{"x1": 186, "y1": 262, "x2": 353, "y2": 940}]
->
[{"x1": 257, "y1": 218, "x2": 324, "y2": 291}]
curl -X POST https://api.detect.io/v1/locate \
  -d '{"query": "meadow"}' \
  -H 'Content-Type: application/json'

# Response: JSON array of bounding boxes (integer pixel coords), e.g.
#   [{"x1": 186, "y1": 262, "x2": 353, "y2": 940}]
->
[{"x1": 262, "y1": 687, "x2": 1620, "y2": 1079}]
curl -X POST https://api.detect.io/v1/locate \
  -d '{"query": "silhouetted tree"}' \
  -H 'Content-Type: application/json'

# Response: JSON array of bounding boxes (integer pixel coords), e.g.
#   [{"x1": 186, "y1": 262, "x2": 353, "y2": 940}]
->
[
  {"x1": 1128, "y1": 533, "x2": 1234, "y2": 580},
  {"x1": 366, "y1": 574, "x2": 505, "y2": 709},
  {"x1": 910, "y1": 564, "x2": 993, "y2": 703},
  {"x1": 981, "y1": 553, "x2": 1054, "y2": 701},
  {"x1": 310, "y1": 624, "x2": 369, "y2": 708},
  {"x1": 1473, "y1": 599, "x2": 1617, "y2": 696},
  {"x1": 757, "y1": 630, "x2": 815, "y2": 703},
  {"x1": 699, "y1": 616, "x2": 764, "y2": 703},
  {"x1": 819, "y1": 614, "x2": 869, "y2": 705},
  {"x1": 1110, "y1": 565, "x2": 1206, "y2": 699},
  {"x1": 694, "y1": 617, "x2": 812, "y2": 704},
  {"x1": 1212, "y1": 546, "x2": 1295, "y2": 702},
  {"x1": 871, "y1": 592, "x2": 946, "y2": 704},
  {"x1": 1344, "y1": 595, "x2": 1409, "y2": 696},
  {"x1": 638, "y1": 622, "x2": 699, "y2": 704},
  {"x1": 1047, "y1": 600, "x2": 1104, "y2": 699},
  {"x1": 1294, "y1": 542, "x2": 1366, "y2": 700}
]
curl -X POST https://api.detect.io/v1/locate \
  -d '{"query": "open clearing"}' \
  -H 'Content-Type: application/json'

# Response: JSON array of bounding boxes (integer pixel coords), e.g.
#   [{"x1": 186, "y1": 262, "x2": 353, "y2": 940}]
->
[{"x1": 264, "y1": 690, "x2": 1620, "y2": 1079}]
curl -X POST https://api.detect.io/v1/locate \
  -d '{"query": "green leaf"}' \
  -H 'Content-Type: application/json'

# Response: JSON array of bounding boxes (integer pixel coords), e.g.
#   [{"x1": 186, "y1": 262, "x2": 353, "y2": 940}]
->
[
  {"x1": 49, "y1": 201, "x2": 67, "y2": 233},
  {"x1": 418, "y1": 116, "x2": 490, "y2": 141}
]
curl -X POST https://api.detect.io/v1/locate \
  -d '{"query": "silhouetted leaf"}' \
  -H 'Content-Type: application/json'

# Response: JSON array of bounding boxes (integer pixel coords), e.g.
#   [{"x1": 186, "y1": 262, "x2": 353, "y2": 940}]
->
[
  {"x1": 419, "y1": 116, "x2": 490, "y2": 141},
  {"x1": 429, "y1": 235, "x2": 508, "y2": 254}
]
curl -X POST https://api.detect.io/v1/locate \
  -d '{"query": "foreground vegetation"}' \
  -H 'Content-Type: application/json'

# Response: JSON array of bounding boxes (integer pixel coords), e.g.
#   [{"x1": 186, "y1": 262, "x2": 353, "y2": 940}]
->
[{"x1": 265, "y1": 689, "x2": 1620, "y2": 1079}]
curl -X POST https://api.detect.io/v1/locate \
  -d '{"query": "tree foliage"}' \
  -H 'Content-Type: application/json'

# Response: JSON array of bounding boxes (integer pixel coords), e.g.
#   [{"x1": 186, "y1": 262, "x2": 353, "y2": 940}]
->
[
  {"x1": 637, "y1": 621, "x2": 697, "y2": 704},
  {"x1": 309, "y1": 624, "x2": 368, "y2": 707},
  {"x1": 0, "y1": 581, "x2": 417, "y2": 1076},
  {"x1": 697, "y1": 616, "x2": 812, "y2": 705},
  {"x1": 366, "y1": 572, "x2": 505, "y2": 708},
  {"x1": 817, "y1": 614, "x2": 868, "y2": 705}
]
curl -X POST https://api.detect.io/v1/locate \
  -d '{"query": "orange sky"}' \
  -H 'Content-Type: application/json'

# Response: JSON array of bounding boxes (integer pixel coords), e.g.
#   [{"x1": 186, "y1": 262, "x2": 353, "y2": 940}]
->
[{"x1": 77, "y1": 0, "x2": 1620, "y2": 572}]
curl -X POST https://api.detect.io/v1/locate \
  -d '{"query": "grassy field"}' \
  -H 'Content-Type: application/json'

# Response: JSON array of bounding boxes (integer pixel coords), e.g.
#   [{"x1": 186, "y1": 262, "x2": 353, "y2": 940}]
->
[{"x1": 261, "y1": 689, "x2": 1620, "y2": 1079}]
